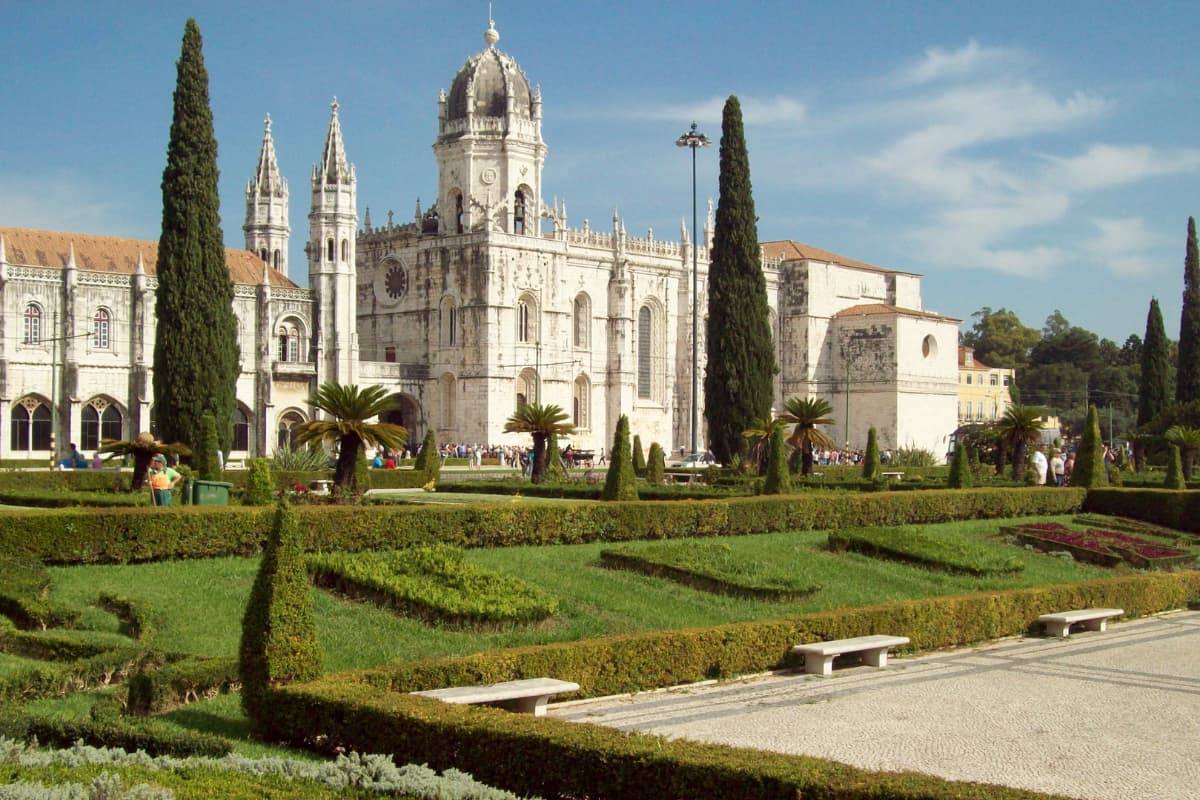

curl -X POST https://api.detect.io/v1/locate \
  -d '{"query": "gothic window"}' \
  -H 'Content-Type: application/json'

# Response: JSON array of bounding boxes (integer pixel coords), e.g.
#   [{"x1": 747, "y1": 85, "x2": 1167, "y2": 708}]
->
[
  {"x1": 10, "y1": 398, "x2": 52, "y2": 451},
  {"x1": 440, "y1": 373, "x2": 456, "y2": 430},
  {"x1": 92, "y1": 308, "x2": 111, "y2": 350},
  {"x1": 23, "y1": 304, "x2": 42, "y2": 345},
  {"x1": 81, "y1": 400, "x2": 123, "y2": 451},
  {"x1": 260, "y1": 248, "x2": 268, "y2": 262},
  {"x1": 573, "y1": 294, "x2": 590, "y2": 349},
  {"x1": 573, "y1": 374, "x2": 590, "y2": 429},
  {"x1": 326, "y1": 238, "x2": 335, "y2": 263},
  {"x1": 516, "y1": 368, "x2": 538, "y2": 410},
  {"x1": 440, "y1": 297, "x2": 458, "y2": 346},
  {"x1": 513, "y1": 189, "x2": 527, "y2": 235},
  {"x1": 277, "y1": 410, "x2": 305, "y2": 450},
  {"x1": 273, "y1": 249, "x2": 280, "y2": 270},
  {"x1": 341, "y1": 239, "x2": 349, "y2": 262},
  {"x1": 516, "y1": 294, "x2": 536, "y2": 343},
  {"x1": 454, "y1": 192, "x2": 464, "y2": 234},
  {"x1": 232, "y1": 407, "x2": 251, "y2": 452},
  {"x1": 277, "y1": 320, "x2": 302, "y2": 363},
  {"x1": 637, "y1": 305, "x2": 653, "y2": 399}
]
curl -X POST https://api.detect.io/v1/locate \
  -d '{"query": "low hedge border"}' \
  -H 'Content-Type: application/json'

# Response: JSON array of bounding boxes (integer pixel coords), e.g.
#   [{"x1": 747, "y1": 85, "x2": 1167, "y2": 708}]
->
[
  {"x1": 828, "y1": 527, "x2": 1025, "y2": 576},
  {"x1": 0, "y1": 620, "x2": 127, "y2": 663},
  {"x1": 96, "y1": 593, "x2": 155, "y2": 642},
  {"x1": 0, "y1": 707, "x2": 232, "y2": 758},
  {"x1": 0, "y1": 489, "x2": 146, "y2": 508},
  {"x1": 430, "y1": 480, "x2": 741, "y2": 501},
  {"x1": 1084, "y1": 488, "x2": 1200, "y2": 534},
  {"x1": 0, "y1": 556, "x2": 80, "y2": 631},
  {"x1": 126, "y1": 656, "x2": 240, "y2": 715},
  {"x1": 266, "y1": 573, "x2": 1199, "y2": 800},
  {"x1": 0, "y1": 647, "x2": 149, "y2": 703},
  {"x1": 0, "y1": 487, "x2": 1086, "y2": 565},
  {"x1": 598, "y1": 543, "x2": 822, "y2": 600}
]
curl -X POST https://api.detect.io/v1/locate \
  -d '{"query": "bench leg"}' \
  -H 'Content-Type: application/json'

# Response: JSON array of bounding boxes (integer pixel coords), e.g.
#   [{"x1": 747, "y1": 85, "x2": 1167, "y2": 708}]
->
[
  {"x1": 862, "y1": 648, "x2": 889, "y2": 668},
  {"x1": 508, "y1": 695, "x2": 550, "y2": 716},
  {"x1": 1044, "y1": 621, "x2": 1070, "y2": 638},
  {"x1": 805, "y1": 654, "x2": 835, "y2": 676},
  {"x1": 1083, "y1": 618, "x2": 1108, "y2": 633}
]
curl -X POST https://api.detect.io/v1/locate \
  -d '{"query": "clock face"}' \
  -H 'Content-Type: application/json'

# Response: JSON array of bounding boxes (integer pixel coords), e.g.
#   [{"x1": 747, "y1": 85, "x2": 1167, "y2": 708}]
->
[{"x1": 385, "y1": 265, "x2": 408, "y2": 299}]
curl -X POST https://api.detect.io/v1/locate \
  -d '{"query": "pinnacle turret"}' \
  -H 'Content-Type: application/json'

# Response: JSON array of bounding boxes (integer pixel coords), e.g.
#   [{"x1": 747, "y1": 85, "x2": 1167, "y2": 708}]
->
[
  {"x1": 248, "y1": 114, "x2": 286, "y2": 196},
  {"x1": 315, "y1": 98, "x2": 353, "y2": 185}
]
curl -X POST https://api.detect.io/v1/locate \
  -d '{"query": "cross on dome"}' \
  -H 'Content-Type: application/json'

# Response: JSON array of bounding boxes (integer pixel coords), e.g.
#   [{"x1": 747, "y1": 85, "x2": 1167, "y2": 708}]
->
[{"x1": 484, "y1": 2, "x2": 499, "y2": 48}]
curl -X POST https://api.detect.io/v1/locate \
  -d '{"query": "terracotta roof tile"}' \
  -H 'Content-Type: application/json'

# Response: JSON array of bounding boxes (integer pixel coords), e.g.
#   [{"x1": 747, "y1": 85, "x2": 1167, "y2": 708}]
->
[
  {"x1": 760, "y1": 239, "x2": 921, "y2": 277},
  {"x1": 0, "y1": 227, "x2": 299, "y2": 288},
  {"x1": 834, "y1": 302, "x2": 959, "y2": 322},
  {"x1": 958, "y1": 345, "x2": 994, "y2": 369}
]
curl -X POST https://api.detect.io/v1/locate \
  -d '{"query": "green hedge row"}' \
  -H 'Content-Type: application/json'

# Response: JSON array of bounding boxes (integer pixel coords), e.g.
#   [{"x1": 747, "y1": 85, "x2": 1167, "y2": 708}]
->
[
  {"x1": 126, "y1": 656, "x2": 239, "y2": 715},
  {"x1": 97, "y1": 593, "x2": 155, "y2": 642},
  {"x1": 0, "y1": 619, "x2": 127, "y2": 662},
  {"x1": 828, "y1": 527, "x2": 1025, "y2": 576},
  {"x1": 599, "y1": 541, "x2": 822, "y2": 599},
  {"x1": 0, "y1": 646, "x2": 148, "y2": 703},
  {"x1": 1084, "y1": 488, "x2": 1200, "y2": 533},
  {"x1": 0, "y1": 487, "x2": 1087, "y2": 565},
  {"x1": 0, "y1": 705, "x2": 232, "y2": 758},
  {"x1": 0, "y1": 556, "x2": 80, "y2": 630},
  {"x1": 0, "y1": 489, "x2": 146, "y2": 508},
  {"x1": 431, "y1": 480, "x2": 741, "y2": 501}
]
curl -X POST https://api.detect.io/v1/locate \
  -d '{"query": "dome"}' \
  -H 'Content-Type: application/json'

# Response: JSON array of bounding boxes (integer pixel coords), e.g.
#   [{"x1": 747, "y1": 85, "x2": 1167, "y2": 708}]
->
[{"x1": 445, "y1": 22, "x2": 534, "y2": 122}]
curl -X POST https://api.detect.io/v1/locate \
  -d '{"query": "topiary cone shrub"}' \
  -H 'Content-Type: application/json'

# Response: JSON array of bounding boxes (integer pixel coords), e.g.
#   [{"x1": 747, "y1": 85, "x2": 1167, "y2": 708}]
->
[
  {"x1": 602, "y1": 415, "x2": 639, "y2": 501},
  {"x1": 239, "y1": 499, "x2": 322, "y2": 733},
  {"x1": 1070, "y1": 404, "x2": 1108, "y2": 488},
  {"x1": 762, "y1": 426, "x2": 792, "y2": 495},
  {"x1": 196, "y1": 411, "x2": 220, "y2": 481},
  {"x1": 242, "y1": 459, "x2": 275, "y2": 506},
  {"x1": 646, "y1": 443, "x2": 665, "y2": 485},
  {"x1": 632, "y1": 435, "x2": 646, "y2": 477},
  {"x1": 862, "y1": 427, "x2": 880, "y2": 481},
  {"x1": 546, "y1": 433, "x2": 568, "y2": 481},
  {"x1": 1165, "y1": 444, "x2": 1187, "y2": 489},
  {"x1": 948, "y1": 442, "x2": 972, "y2": 488},
  {"x1": 413, "y1": 430, "x2": 439, "y2": 483}
]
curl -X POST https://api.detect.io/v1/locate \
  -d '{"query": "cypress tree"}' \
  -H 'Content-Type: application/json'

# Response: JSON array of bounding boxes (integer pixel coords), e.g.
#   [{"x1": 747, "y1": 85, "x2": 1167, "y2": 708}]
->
[
  {"x1": 413, "y1": 429, "x2": 439, "y2": 482},
  {"x1": 196, "y1": 411, "x2": 220, "y2": 480},
  {"x1": 862, "y1": 427, "x2": 880, "y2": 481},
  {"x1": 705, "y1": 96, "x2": 776, "y2": 464},
  {"x1": 1070, "y1": 405, "x2": 1109, "y2": 488},
  {"x1": 1139, "y1": 298, "x2": 1171, "y2": 427},
  {"x1": 602, "y1": 415, "x2": 639, "y2": 501},
  {"x1": 1178, "y1": 217, "x2": 1200, "y2": 403},
  {"x1": 632, "y1": 435, "x2": 646, "y2": 476},
  {"x1": 762, "y1": 426, "x2": 791, "y2": 494},
  {"x1": 1164, "y1": 444, "x2": 1187, "y2": 489},
  {"x1": 948, "y1": 443, "x2": 972, "y2": 489},
  {"x1": 545, "y1": 432, "x2": 568, "y2": 481},
  {"x1": 646, "y1": 442, "x2": 666, "y2": 485},
  {"x1": 153, "y1": 19, "x2": 239, "y2": 457},
  {"x1": 239, "y1": 501, "x2": 322, "y2": 733}
]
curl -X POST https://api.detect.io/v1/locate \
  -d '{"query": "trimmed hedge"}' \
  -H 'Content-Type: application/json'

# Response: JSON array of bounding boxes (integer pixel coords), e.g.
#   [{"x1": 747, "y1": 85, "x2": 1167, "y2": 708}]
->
[
  {"x1": 0, "y1": 488, "x2": 1087, "y2": 565},
  {"x1": 0, "y1": 556, "x2": 80, "y2": 630},
  {"x1": 96, "y1": 593, "x2": 155, "y2": 642},
  {"x1": 127, "y1": 656, "x2": 239, "y2": 715},
  {"x1": 1083, "y1": 488, "x2": 1200, "y2": 534},
  {"x1": 266, "y1": 574, "x2": 1200, "y2": 800},
  {"x1": 0, "y1": 489, "x2": 145, "y2": 508},
  {"x1": 599, "y1": 541, "x2": 820, "y2": 599},
  {"x1": 0, "y1": 705, "x2": 232, "y2": 758},
  {"x1": 0, "y1": 621, "x2": 129, "y2": 662},
  {"x1": 829, "y1": 527, "x2": 1024, "y2": 576},
  {"x1": 0, "y1": 646, "x2": 148, "y2": 702},
  {"x1": 429, "y1": 480, "x2": 738, "y2": 501}
]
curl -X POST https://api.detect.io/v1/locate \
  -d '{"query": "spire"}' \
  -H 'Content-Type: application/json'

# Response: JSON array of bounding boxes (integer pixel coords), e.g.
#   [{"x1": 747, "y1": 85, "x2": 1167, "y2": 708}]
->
[
  {"x1": 316, "y1": 97, "x2": 351, "y2": 184},
  {"x1": 364, "y1": 206, "x2": 372, "y2": 232},
  {"x1": 66, "y1": 241, "x2": 77, "y2": 269},
  {"x1": 0, "y1": 233, "x2": 6, "y2": 265},
  {"x1": 414, "y1": 196, "x2": 422, "y2": 223},
  {"x1": 135, "y1": 250, "x2": 146, "y2": 275},
  {"x1": 250, "y1": 113, "x2": 284, "y2": 194},
  {"x1": 681, "y1": 217, "x2": 689, "y2": 246},
  {"x1": 261, "y1": 257, "x2": 271, "y2": 287},
  {"x1": 484, "y1": 4, "x2": 499, "y2": 48}
]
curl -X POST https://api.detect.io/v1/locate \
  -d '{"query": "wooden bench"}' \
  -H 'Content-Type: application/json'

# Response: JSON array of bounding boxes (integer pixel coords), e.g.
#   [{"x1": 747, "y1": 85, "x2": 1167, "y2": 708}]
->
[
  {"x1": 411, "y1": 677, "x2": 580, "y2": 717},
  {"x1": 792, "y1": 635, "x2": 910, "y2": 676},
  {"x1": 1038, "y1": 608, "x2": 1123, "y2": 638}
]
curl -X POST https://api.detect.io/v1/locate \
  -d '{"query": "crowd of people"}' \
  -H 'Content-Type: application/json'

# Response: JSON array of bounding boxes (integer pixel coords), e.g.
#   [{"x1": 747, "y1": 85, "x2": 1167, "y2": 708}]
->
[{"x1": 370, "y1": 441, "x2": 604, "y2": 473}]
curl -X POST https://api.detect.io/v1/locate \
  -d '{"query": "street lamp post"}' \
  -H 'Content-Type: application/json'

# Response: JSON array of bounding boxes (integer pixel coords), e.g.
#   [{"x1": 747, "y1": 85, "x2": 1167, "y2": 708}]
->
[{"x1": 676, "y1": 121, "x2": 710, "y2": 459}]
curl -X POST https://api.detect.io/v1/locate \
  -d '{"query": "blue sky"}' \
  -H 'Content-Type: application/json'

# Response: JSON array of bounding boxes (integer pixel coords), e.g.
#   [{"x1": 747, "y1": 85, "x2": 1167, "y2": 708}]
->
[{"x1": 2, "y1": 1, "x2": 1197, "y2": 342}]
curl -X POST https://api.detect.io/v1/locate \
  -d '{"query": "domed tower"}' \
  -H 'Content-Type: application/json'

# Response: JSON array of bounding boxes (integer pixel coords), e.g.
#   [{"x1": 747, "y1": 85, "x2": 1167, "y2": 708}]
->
[{"x1": 434, "y1": 17, "x2": 545, "y2": 236}]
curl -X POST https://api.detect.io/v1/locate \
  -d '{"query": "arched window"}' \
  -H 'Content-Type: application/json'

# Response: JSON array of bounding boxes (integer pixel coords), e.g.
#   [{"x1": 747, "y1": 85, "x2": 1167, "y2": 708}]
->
[
  {"x1": 277, "y1": 410, "x2": 305, "y2": 450},
  {"x1": 10, "y1": 398, "x2": 52, "y2": 451},
  {"x1": 440, "y1": 373, "x2": 456, "y2": 430},
  {"x1": 637, "y1": 305, "x2": 653, "y2": 399},
  {"x1": 92, "y1": 308, "x2": 111, "y2": 350},
  {"x1": 440, "y1": 297, "x2": 458, "y2": 346},
  {"x1": 273, "y1": 249, "x2": 280, "y2": 270},
  {"x1": 454, "y1": 192, "x2": 464, "y2": 234},
  {"x1": 277, "y1": 320, "x2": 302, "y2": 363},
  {"x1": 341, "y1": 238, "x2": 349, "y2": 262},
  {"x1": 80, "y1": 400, "x2": 123, "y2": 451},
  {"x1": 573, "y1": 294, "x2": 590, "y2": 349},
  {"x1": 573, "y1": 374, "x2": 590, "y2": 429},
  {"x1": 922, "y1": 334, "x2": 938, "y2": 359},
  {"x1": 516, "y1": 294, "x2": 536, "y2": 343},
  {"x1": 260, "y1": 248, "x2": 268, "y2": 262},
  {"x1": 513, "y1": 189, "x2": 527, "y2": 235},
  {"x1": 326, "y1": 238, "x2": 335, "y2": 263},
  {"x1": 232, "y1": 407, "x2": 251, "y2": 452},
  {"x1": 516, "y1": 369, "x2": 538, "y2": 410},
  {"x1": 23, "y1": 304, "x2": 42, "y2": 345}
]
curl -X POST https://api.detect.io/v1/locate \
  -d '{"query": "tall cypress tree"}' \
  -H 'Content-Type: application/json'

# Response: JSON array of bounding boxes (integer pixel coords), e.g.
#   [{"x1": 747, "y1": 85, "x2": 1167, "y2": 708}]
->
[
  {"x1": 1177, "y1": 217, "x2": 1200, "y2": 403},
  {"x1": 153, "y1": 19, "x2": 239, "y2": 456},
  {"x1": 705, "y1": 96, "x2": 776, "y2": 463},
  {"x1": 1139, "y1": 298, "x2": 1171, "y2": 427}
]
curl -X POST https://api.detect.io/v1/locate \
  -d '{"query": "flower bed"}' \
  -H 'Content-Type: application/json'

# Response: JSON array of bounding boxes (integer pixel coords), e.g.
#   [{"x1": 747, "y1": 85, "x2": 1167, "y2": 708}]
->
[
  {"x1": 1009, "y1": 522, "x2": 1193, "y2": 569},
  {"x1": 598, "y1": 542, "x2": 822, "y2": 600}
]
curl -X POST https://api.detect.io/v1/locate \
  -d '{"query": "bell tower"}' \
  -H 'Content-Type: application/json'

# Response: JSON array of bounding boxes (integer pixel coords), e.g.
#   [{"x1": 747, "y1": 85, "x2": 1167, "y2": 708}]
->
[{"x1": 244, "y1": 114, "x2": 289, "y2": 274}]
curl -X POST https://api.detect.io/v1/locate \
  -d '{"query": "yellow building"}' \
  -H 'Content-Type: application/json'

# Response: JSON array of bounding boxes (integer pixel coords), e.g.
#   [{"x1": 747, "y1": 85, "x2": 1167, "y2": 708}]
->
[{"x1": 957, "y1": 346, "x2": 1014, "y2": 424}]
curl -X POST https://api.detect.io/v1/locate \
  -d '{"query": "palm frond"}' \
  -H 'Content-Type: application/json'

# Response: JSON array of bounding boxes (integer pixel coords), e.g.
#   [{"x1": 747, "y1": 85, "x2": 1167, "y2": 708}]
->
[{"x1": 503, "y1": 403, "x2": 575, "y2": 436}]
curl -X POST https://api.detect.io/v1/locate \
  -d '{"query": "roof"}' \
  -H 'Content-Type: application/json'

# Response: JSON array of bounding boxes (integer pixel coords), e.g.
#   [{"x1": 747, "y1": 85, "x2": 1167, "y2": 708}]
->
[
  {"x1": 0, "y1": 227, "x2": 298, "y2": 288},
  {"x1": 446, "y1": 33, "x2": 533, "y2": 122},
  {"x1": 760, "y1": 240, "x2": 921, "y2": 277},
  {"x1": 834, "y1": 303, "x2": 960, "y2": 323},
  {"x1": 958, "y1": 345, "x2": 993, "y2": 369}
]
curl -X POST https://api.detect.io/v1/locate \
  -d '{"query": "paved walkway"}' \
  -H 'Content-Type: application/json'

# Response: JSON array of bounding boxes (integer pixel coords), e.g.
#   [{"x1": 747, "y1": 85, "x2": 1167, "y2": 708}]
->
[{"x1": 555, "y1": 611, "x2": 1200, "y2": 800}]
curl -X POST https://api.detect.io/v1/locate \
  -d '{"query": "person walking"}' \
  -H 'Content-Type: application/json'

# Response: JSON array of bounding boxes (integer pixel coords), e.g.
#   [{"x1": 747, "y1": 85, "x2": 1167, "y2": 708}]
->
[{"x1": 1050, "y1": 450, "x2": 1065, "y2": 486}]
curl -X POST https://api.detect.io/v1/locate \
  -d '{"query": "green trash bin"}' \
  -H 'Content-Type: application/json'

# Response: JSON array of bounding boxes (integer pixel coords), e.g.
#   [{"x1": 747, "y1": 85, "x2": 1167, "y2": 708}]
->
[{"x1": 192, "y1": 480, "x2": 233, "y2": 506}]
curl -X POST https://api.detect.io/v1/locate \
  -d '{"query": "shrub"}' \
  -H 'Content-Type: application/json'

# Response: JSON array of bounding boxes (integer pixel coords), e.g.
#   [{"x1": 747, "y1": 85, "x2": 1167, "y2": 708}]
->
[
  {"x1": 891, "y1": 447, "x2": 938, "y2": 468},
  {"x1": 1084, "y1": 488, "x2": 1200, "y2": 534},
  {"x1": 545, "y1": 433, "x2": 568, "y2": 482},
  {"x1": 306, "y1": 546, "x2": 557, "y2": 627},
  {"x1": 632, "y1": 435, "x2": 646, "y2": 476},
  {"x1": 600, "y1": 541, "x2": 820, "y2": 599},
  {"x1": 0, "y1": 705, "x2": 232, "y2": 757},
  {"x1": 271, "y1": 444, "x2": 330, "y2": 472},
  {"x1": 1164, "y1": 444, "x2": 1186, "y2": 489},
  {"x1": 0, "y1": 557, "x2": 79, "y2": 631},
  {"x1": 862, "y1": 428, "x2": 880, "y2": 481},
  {"x1": 127, "y1": 656, "x2": 239, "y2": 715},
  {"x1": 948, "y1": 443, "x2": 972, "y2": 489},
  {"x1": 241, "y1": 459, "x2": 275, "y2": 506},
  {"x1": 0, "y1": 646, "x2": 148, "y2": 703},
  {"x1": 1071, "y1": 405, "x2": 1108, "y2": 488},
  {"x1": 762, "y1": 426, "x2": 791, "y2": 495},
  {"x1": 829, "y1": 527, "x2": 1024, "y2": 576},
  {"x1": 645, "y1": 443, "x2": 665, "y2": 486},
  {"x1": 413, "y1": 430, "x2": 440, "y2": 483},
  {"x1": 0, "y1": 620, "x2": 129, "y2": 662},
  {"x1": 238, "y1": 501, "x2": 322, "y2": 730},
  {"x1": 602, "y1": 415, "x2": 639, "y2": 501},
  {"x1": 195, "y1": 412, "x2": 221, "y2": 482},
  {"x1": 0, "y1": 489, "x2": 145, "y2": 508},
  {"x1": 97, "y1": 593, "x2": 155, "y2": 642}
]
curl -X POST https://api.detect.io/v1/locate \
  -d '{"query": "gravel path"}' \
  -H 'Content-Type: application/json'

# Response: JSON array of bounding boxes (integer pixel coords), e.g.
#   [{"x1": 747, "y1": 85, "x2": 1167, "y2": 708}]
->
[{"x1": 554, "y1": 611, "x2": 1200, "y2": 800}]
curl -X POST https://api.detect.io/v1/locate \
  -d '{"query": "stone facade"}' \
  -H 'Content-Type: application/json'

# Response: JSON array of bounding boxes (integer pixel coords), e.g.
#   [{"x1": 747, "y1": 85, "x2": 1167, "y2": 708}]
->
[
  {"x1": 0, "y1": 17, "x2": 961, "y2": 463},
  {"x1": 957, "y1": 345, "x2": 1015, "y2": 426}
]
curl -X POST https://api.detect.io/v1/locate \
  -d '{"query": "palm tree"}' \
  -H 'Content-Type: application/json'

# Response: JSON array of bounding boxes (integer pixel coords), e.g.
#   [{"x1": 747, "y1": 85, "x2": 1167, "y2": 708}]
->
[
  {"x1": 1165, "y1": 425, "x2": 1200, "y2": 479},
  {"x1": 742, "y1": 414, "x2": 790, "y2": 475},
  {"x1": 779, "y1": 396, "x2": 835, "y2": 476},
  {"x1": 99, "y1": 432, "x2": 191, "y2": 490},
  {"x1": 996, "y1": 405, "x2": 1044, "y2": 481},
  {"x1": 293, "y1": 383, "x2": 408, "y2": 491},
  {"x1": 503, "y1": 403, "x2": 575, "y2": 484}
]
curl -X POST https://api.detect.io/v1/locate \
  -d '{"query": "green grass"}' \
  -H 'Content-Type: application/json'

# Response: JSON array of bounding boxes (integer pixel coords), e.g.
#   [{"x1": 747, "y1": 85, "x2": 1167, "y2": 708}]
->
[
  {"x1": 829, "y1": 526, "x2": 1026, "y2": 575},
  {"x1": 0, "y1": 652, "x2": 51, "y2": 676},
  {"x1": 599, "y1": 541, "x2": 823, "y2": 598}
]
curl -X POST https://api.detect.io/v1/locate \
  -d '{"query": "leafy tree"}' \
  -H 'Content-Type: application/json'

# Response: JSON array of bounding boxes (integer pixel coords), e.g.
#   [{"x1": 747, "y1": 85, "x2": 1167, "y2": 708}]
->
[
  {"x1": 632, "y1": 435, "x2": 646, "y2": 476},
  {"x1": 1179, "y1": 217, "x2": 1200, "y2": 403},
  {"x1": 780, "y1": 396, "x2": 835, "y2": 476},
  {"x1": 196, "y1": 411, "x2": 220, "y2": 481},
  {"x1": 762, "y1": 426, "x2": 792, "y2": 494},
  {"x1": 99, "y1": 433, "x2": 190, "y2": 491},
  {"x1": 239, "y1": 500, "x2": 322, "y2": 732},
  {"x1": 646, "y1": 442, "x2": 666, "y2": 486},
  {"x1": 1139, "y1": 298, "x2": 1172, "y2": 428},
  {"x1": 242, "y1": 458, "x2": 275, "y2": 506},
  {"x1": 152, "y1": 19, "x2": 239, "y2": 458},
  {"x1": 412, "y1": 429, "x2": 439, "y2": 483},
  {"x1": 948, "y1": 442, "x2": 972, "y2": 488},
  {"x1": 862, "y1": 427, "x2": 880, "y2": 481},
  {"x1": 1070, "y1": 405, "x2": 1108, "y2": 488},
  {"x1": 504, "y1": 403, "x2": 574, "y2": 484},
  {"x1": 704, "y1": 96, "x2": 776, "y2": 463},
  {"x1": 742, "y1": 413, "x2": 789, "y2": 475},
  {"x1": 602, "y1": 415, "x2": 639, "y2": 501},
  {"x1": 293, "y1": 383, "x2": 408, "y2": 492},
  {"x1": 1164, "y1": 444, "x2": 1187, "y2": 489},
  {"x1": 997, "y1": 405, "x2": 1044, "y2": 481},
  {"x1": 1165, "y1": 425, "x2": 1200, "y2": 479},
  {"x1": 962, "y1": 307, "x2": 1040, "y2": 368}
]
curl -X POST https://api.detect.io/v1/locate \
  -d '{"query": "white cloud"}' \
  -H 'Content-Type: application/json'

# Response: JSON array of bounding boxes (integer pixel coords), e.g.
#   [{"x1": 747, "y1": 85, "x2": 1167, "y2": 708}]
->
[
  {"x1": 1085, "y1": 216, "x2": 1167, "y2": 276},
  {"x1": 621, "y1": 95, "x2": 807, "y2": 125},
  {"x1": 1045, "y1": 144, "x2": 1200, "y2": 191},
  {"x1": 898, "y1": 39, "x2": 1028, "y2": 85},
  {"x1": 0, "y1": 170, "x2": 130, "y2": 235}
]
